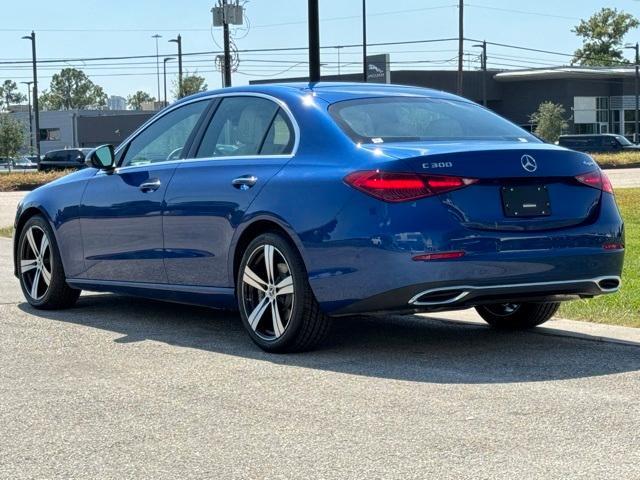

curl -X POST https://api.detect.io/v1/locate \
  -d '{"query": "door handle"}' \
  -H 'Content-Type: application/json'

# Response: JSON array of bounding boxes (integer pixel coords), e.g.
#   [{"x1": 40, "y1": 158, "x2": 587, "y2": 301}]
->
[
  {"x1": 232, "y1": 175, "x2": 258, "y2": 190},
  {"x1": 139, "y1": 178, "x2": 161, "y2": 192}
]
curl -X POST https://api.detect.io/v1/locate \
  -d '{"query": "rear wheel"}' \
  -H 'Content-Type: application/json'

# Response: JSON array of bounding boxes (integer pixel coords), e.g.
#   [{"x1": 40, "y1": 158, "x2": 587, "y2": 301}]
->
[
  {"x1": 18, "y1": 216, "x2": 80, "y2": 309},
  {"x1": 237, "y1": 232, "x2": 330, "y2": 353},
  {"x1": 475, "y1": 302, "x2": 559, "y2": 330}
]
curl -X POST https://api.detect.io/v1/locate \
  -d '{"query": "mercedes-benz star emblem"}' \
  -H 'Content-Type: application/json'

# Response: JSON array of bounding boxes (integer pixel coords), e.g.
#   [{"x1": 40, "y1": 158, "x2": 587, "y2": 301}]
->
[{"x1": 521, "y1": 154, "x2": 537, "y2": 173}]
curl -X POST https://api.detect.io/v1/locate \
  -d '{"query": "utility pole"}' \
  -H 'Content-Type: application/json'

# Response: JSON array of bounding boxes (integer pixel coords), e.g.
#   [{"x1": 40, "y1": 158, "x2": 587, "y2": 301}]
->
[
  {"x1": 22, "y1": 31, "x2": 40, "y2": 157},
  {"x1": 362, "y1": 0, "x2": 367, "y2": 82},
  {"x1": 163, "y1": 57, "x2": 174, "y2": 106},
  {"x1": 169, "y1": 35, "x2": 183, "y2": 98},
  {"x1": 457, "y1": 0, "x2": 464, "y2": 95},
  {"x1": 308, "y1": 0, "x2": 320, "y2": 82},
  {"x1": 213, "y1": 1, "x2": 243, "y2": 87},
  {"x1": 635, "y1": 42, "x2": 639, "y2": 143},
  {"x1": 152, "y1": 34, "x2": 162, "y2": 102},
  {"x1": 222, "y1": 0, "x2": 232, "y2": 87},
  {"x1": 473, "y1": 41, "x2": 487, "y2": 106},
  {"x1": 20, "y1": 81, "x2": 33, "y2": 152},
  {"x1": 625, "y1": 42, "x2": 639, "y2": 142}
]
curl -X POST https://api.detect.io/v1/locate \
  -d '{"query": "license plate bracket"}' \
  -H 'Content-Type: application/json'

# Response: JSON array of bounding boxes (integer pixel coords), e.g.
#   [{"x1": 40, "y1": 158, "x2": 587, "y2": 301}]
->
[{"x1": 501, "y1": 185, "x2": 551, "y2": 217}]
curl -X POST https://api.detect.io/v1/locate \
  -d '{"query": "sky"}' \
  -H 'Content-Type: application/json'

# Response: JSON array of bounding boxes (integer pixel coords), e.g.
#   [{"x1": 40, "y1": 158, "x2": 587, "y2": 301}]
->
[{"x1": 1, "y1": 0, "x2": 640, "y2": 101}]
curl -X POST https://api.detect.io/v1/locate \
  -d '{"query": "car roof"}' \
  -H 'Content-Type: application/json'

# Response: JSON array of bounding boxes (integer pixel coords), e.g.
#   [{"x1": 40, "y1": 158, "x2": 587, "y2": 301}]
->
[{"x1": 176, "y1": 82, "x2": 464, "y2": 106}]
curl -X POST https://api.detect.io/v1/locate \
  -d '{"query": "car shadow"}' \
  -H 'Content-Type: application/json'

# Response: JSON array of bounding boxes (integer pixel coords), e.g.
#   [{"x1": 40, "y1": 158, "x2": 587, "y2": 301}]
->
[{"x1": 18, "y1": 293, "x2": 640, "y2": 385}]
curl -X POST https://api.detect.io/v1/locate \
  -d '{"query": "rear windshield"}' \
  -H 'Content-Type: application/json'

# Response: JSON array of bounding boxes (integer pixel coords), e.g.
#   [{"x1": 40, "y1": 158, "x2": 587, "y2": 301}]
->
[{"x1": 329, "y1": 97, "x2": 538, "y2": 144}]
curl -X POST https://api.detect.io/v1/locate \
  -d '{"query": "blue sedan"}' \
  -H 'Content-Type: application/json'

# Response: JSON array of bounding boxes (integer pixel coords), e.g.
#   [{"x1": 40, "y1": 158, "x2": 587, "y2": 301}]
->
[{"x1": 13, "y1": 83, "x2": 624, "y2": 352}]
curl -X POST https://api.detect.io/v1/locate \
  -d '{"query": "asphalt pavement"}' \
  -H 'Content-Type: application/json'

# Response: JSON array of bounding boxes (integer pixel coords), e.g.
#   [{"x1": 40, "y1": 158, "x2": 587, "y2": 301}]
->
[{"x1": 1, "y1": 236, "x2": 639, "y2": 479}]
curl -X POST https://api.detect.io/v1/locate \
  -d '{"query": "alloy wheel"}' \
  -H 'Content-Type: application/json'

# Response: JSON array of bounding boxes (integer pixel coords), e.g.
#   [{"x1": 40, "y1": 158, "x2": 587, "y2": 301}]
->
[
  {"x1": 241, "y1": 244, "x2": 295, "y2": 341},
  {"x1": 20, "y1": 226, "x2": 52, "y2": 301}
]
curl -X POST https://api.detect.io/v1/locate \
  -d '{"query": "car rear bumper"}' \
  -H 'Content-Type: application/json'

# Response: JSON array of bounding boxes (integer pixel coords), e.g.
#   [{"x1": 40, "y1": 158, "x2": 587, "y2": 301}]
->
[
  {"x1": 329, "y1": 274, "x2": 621, "y2": 316},
  {"x1": 304, "y1": 190, "x2": 625, "y2": 315}
]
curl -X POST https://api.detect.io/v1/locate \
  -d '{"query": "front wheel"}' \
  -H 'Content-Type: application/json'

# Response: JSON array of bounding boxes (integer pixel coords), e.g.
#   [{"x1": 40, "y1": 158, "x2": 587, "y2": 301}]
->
[
  {"x1": 17, "y1": 215, "x2": 80, "y2": 309},
  {"x1": 237, "y1": 232, "x2": 330, "y2": 353},
  {"x1": 475, "y1": 302, "x2": 559, "y2": 330}
]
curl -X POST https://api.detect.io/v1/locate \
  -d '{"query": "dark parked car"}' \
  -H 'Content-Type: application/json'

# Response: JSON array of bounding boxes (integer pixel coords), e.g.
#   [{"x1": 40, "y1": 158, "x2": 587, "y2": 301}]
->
[
  {"x1": 558, "y1": 134, "x2": 640, "y2": 153},
  {"x1": 38, "y1": 148, "x2": 92, "y2": 172}
]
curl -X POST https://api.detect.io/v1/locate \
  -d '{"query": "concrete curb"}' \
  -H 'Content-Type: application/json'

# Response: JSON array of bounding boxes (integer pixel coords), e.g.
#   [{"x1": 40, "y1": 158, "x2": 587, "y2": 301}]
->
[{"x1": 422, "y1": 311, "x2": 640, "y2": 348}]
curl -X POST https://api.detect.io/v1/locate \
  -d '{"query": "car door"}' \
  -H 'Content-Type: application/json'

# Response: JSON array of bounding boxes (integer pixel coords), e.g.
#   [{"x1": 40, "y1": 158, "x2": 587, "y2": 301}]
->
[
  {"x1": 79, "y1": 99, "x2": 210, "y2": 283},
  {"x1": 163, "y1": 95, "x2": 296, "y2": 287}
]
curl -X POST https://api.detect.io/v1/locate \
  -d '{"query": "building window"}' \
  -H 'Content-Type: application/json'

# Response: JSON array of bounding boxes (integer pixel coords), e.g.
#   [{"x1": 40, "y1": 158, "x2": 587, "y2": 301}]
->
[
  {"x1": 596, "y1": 97, "x2": 608, "y2": 123},
  {"x1": 39, "y1": 128, "x2": 61, "y2": 141}
]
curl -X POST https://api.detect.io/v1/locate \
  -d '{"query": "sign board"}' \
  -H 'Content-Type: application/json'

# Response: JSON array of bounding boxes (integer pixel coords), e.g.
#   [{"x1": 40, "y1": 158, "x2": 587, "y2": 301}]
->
[{"x1": 366, "y1": 54, "x2": 390, "y2": 83}]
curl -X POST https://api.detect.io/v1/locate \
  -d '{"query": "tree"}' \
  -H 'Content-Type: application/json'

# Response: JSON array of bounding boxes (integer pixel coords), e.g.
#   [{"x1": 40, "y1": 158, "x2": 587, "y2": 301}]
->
[
  {"x1": 529, "y1": 102, "x2": 568, "y2": 143},
  {"x1": 127, "y1": 91, "x2": 155, "y2": 110},
  {"x1": 0, "y1": 80, "x2": 27, "y2": 112},
  {"x1": 0, "y1": 114, "x2": 26, "y2": 171},
  {"x1": 173, "y1": 73, "x2": 207, "y2": 98},
  {"x1": 572, "y1": 8, "x2": 639, "y2": 66},
  {"x1": 39, "y1": 68, "x2": 107, "y2": 110}
]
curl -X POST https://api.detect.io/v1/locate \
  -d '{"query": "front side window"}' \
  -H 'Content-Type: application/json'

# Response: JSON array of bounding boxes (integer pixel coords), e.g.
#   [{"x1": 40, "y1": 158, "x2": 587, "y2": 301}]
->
[
  {"x1": 196, "y1": 97, "x2": 289, "y2": 158},
  {"x1": 329, "y1": 97, "x2": 538, "y2": 144},
  {"x1": 120, "y1": 100, "x2": 209, "y2": 167}
]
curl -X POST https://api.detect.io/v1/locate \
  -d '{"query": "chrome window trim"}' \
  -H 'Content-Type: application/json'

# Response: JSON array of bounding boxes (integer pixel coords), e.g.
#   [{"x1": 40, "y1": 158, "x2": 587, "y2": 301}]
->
[{"x1": 114, "y1": 91, "x2": 300, "y2": 171}]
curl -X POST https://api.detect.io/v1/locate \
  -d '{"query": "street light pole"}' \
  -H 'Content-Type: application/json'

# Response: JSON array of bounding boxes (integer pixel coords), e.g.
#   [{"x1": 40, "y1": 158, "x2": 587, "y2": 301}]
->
[
  {"x1": 163, "y1": 57, "x2": 175, "y2": 106},
  {"x1": 362, "y1": 0, "x2": 367, "y2": 82},
  {"x1": 20, "y1": 81, "x2": 33, "y2": 152},
  {"x1": 457, "y1": 0, "x2": 464, "y2": 95},
  {"x1": 472, "y1": 41, "x2": 487, "y2": 107},
  {"x1": 169, "y1": 35, "x2": 183, "y2": 98},
  {"x1": 308, "y1": 0, "x2": 320, "y2": 82},
  {"x1": 21, "y1": 31, "x2": 40, "y2": 157},
  {"x1": 152, "y1": 34, "x2": 162, "y2": 103}
]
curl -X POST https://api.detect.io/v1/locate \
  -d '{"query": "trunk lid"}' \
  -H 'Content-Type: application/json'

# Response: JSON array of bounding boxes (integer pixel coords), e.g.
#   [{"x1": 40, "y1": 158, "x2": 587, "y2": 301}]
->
[{"x1": 362, "y1": 141, "x2": 603, "y2": 231}]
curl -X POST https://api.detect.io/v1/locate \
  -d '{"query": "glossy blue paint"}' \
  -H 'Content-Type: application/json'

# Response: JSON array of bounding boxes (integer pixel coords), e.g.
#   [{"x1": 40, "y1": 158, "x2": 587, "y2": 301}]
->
[{"x1": 14, "y1": 83, "x2": 625, "y2": 314}]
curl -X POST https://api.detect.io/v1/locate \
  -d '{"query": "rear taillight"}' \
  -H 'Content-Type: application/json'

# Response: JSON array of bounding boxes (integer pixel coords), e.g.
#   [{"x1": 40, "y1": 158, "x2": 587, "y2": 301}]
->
[
  {"x1": 344, "y1": 170, "x2": 478, "y2": 202},
  {"x1": 575, "y1": 170, "x2": 614, "y2": 194}
]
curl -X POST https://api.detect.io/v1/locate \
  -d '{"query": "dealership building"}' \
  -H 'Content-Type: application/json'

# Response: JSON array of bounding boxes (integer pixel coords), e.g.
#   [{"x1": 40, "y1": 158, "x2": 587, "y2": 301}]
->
[
  {"x1": 10, "y1": 109, "x2": 154, "y2": 154},
  {"x1": 253, "y1": 66, "x2": 640, "y2": 138}
]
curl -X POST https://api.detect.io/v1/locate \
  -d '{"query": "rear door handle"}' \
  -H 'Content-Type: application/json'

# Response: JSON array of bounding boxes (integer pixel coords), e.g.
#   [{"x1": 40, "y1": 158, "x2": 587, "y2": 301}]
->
[
  {"x1": 232, "y1": 175, "x2": 258, "y2": 190},
  {"x1": 139, "y1": 178, "x2": 161, "y2": 192}
]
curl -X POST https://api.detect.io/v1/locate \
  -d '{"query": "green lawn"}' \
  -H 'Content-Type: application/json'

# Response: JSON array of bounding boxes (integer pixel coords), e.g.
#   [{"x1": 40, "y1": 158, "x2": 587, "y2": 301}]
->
[{"x1": 559, "y1": 188, "x2": 639, "y2": 327}]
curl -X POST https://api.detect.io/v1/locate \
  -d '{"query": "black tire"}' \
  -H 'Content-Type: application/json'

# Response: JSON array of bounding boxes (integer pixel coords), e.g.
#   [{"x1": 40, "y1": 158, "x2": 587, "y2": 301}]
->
[
  {"x1": 236, "y1": 232, "x2": 331, "y2": 353},
  {"x1": 17, "y1": 215, "x2": 80, "y2": 310},
  {"x1": 475, "y1": 302, "x2": 560, "y2": 330}
]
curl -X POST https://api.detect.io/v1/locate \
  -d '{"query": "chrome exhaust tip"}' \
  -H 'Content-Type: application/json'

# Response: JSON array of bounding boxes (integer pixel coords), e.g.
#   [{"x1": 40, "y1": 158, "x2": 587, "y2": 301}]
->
[{"x1": 596, "y1": 276, "x2": 621, "y2": 292}]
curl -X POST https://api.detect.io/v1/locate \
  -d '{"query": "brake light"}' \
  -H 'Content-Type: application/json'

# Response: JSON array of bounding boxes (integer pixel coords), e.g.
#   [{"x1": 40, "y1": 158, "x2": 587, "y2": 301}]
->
[
  {"x1": 344, "y1": 170, "x2": 478, "y2": 202},
  {"x1": 575, "y1": 170, "x2": 614, "y2": 194},
  {"x1": 412, "y1": 251, "x2": 466, "y2": 261}
]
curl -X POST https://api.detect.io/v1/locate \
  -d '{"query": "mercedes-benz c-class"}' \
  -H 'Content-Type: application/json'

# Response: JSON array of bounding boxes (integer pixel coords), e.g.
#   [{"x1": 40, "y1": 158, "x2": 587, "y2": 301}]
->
[{"x1": 14, "y1": 83, "x2": 624, "y2": 352}]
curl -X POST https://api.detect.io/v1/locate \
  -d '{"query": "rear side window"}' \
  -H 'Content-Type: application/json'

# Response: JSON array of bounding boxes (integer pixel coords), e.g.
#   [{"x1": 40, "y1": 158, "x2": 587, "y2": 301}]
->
[
  {"x1": 329, "y1": 97, "x2": 538, "y2": 144},
  {"x1": 196, "y1": 97, "x2": 291, "y2": 158}
]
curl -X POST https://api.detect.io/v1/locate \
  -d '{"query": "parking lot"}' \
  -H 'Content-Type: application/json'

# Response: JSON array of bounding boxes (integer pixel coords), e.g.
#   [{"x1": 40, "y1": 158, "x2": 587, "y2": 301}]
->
[{"x1": 1, "y1": 235, "x2": 639, "y2": 479}]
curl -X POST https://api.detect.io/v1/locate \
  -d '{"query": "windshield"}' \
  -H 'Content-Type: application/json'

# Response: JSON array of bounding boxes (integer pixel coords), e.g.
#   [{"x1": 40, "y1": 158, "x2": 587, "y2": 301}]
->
[
  {"x1": 329, "y1": 97, "x2": 538, "y2": 144},
  {"x1": 616, "y1": 135, "x2": 633, "y2": 146}
]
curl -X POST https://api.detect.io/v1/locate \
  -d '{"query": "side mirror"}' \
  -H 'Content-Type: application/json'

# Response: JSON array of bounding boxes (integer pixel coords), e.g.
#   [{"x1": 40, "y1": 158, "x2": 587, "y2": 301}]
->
[{"x1": 86, "y1": 144, "x2": 115, "y2": 170}]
